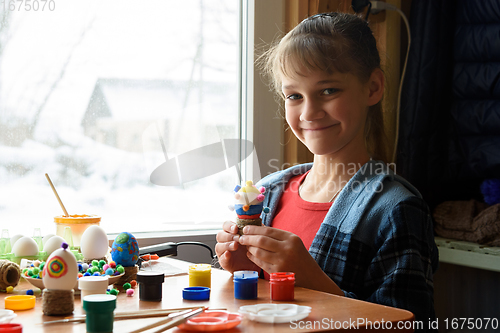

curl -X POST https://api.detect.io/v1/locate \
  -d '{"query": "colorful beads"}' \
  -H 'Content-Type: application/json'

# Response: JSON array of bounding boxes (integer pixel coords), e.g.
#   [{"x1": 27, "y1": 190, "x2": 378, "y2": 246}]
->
[{"x1": 26, "y1": 258, "x2": 125, "y2": 281}]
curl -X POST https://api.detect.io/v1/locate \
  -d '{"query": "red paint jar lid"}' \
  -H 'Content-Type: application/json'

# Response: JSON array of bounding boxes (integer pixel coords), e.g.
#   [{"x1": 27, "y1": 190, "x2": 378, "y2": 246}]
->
[
  {"x1": 0, "y1": 324, "x2": 23, "y2": 333},
  {"x1": 270, "y1": 272, "x2": 295, "y2": 282}
]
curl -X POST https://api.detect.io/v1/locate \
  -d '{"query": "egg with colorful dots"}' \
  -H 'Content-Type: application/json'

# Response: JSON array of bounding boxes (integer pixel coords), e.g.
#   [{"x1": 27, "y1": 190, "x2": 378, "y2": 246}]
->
[
  {"x1": 42, "y1": 243, "x2": 78, "y2": 290},
  {"x1": 110, "y1": 232, "x2": 139, "y2": 267}
]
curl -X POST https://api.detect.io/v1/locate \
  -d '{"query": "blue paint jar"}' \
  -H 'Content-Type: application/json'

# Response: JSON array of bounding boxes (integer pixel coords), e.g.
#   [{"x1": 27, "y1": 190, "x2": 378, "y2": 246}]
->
[{"x1": 233, "y1": 270, "x2": 258, "y2": 300}]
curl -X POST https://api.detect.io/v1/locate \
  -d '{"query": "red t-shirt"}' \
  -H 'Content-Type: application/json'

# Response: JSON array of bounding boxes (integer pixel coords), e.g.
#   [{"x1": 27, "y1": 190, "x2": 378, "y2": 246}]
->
[
  {"x1": 271, "y1": 171, "x2": 332, "y2": 250},
  {"x1": 263, "y1": 171, "x2": 332, "y2": 279}
]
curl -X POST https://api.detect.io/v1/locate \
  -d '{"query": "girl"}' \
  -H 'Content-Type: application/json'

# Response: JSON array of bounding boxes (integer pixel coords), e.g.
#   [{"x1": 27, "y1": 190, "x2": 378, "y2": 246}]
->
[{"x1": 216, "y1": 12, "x2": 438, "y2": 329}]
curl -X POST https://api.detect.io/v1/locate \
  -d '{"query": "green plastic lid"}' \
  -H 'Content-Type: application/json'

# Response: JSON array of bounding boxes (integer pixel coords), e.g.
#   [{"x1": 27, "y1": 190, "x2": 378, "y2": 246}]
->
[{"x1": 82, "y1": 294, "x2": 116, "y2": 312}]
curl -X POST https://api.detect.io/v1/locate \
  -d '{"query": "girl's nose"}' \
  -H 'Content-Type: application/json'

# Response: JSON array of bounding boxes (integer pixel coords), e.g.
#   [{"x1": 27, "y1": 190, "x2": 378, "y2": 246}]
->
[{"x1": 300, "y1": 99, "x2": 325, "y2": 122}]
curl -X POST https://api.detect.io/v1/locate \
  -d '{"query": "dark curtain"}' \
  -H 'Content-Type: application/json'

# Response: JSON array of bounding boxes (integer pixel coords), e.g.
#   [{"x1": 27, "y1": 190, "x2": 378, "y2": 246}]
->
[{"x1": 397, "y1": 0, "x2": 500, "y2": 210}]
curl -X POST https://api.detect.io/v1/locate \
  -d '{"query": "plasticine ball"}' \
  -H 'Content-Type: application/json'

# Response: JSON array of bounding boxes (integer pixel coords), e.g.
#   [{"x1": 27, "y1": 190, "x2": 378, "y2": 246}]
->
[
  {"x1": 109, "y1": 289, "x2": 119, "y2": 296},
  {"x1": 123, "y1": 283, "x2": 131, "y2": 290},
  {"x1": 126, "y1": 289, "x2": 134, "y2": 297},
  {"x1": 116, "y1": 266, "x2": 125, "y2": 274},
  {"x1": 6, "y1": 286, "x2": 14, "y2": 293},
  {"x1": 105, "y1": 268, "x2": 114, "y2": 275},
  {"x1": 26, "y1": 289, "x2": 34, "y2": 295},
  {"x1": 109, "y1": 261, "x2": 116, "y2": 269},
  {"x1": 130, "y1": 280, "x2": 137, "y2": 288},
  {"x1": 110, "y1": 232, "x2": 139, "y2": 267}
]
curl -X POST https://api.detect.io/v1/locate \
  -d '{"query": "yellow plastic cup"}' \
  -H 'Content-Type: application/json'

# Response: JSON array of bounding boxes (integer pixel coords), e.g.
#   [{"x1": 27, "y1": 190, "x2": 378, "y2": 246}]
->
[
  {"x1": 188, "y1": 264, "x2": 211, "y2": 288},
  {"x1": 54, "y1": 215, "x2": 101, "y2": 249}
]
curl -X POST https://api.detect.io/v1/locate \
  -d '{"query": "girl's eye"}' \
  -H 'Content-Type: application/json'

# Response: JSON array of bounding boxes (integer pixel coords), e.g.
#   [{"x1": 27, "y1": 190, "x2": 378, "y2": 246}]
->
[
  {"x1": 322, "y1": 88, "x2": 339, "y2": 95},
  {"x1": 285, "y1": 93, "x2": 302, "y2": 100}
]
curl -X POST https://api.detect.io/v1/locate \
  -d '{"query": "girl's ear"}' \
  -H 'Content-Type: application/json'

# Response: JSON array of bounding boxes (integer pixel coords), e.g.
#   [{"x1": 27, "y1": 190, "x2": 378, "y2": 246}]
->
[{"x1": 367, "y1": 68, "x2": 384, "y2": 106}]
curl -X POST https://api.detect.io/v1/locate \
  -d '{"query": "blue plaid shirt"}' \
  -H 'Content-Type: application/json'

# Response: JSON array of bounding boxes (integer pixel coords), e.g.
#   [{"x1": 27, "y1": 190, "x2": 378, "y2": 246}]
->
[{"x1": 258, "y1": 160, "x2": 438, "y2": 332}]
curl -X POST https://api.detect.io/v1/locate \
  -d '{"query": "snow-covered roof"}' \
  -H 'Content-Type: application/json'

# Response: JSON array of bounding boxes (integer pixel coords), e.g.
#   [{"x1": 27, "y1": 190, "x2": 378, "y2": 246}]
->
[{"x1": 82, "y1": 78, "x2": 237, "y2": 125}]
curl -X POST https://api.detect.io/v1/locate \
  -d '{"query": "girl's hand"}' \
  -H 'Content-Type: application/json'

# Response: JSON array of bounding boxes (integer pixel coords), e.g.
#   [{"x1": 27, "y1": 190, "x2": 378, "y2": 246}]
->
[
  {"x1": 238, "y1": 225, "x2": 343, "y2": 296},
  {"x1": 215, "y1": 221, "x2": 260, "y2": 273}
]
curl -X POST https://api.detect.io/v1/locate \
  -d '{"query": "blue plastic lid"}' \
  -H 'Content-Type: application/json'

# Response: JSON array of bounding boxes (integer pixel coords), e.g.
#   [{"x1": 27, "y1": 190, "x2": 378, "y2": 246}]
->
[
  {"x1": 233, "y1": 270, "x2": 258, "y2": 282},
  {"x1": 183, "y1": 287, "x2": 210, "y2": 300}
]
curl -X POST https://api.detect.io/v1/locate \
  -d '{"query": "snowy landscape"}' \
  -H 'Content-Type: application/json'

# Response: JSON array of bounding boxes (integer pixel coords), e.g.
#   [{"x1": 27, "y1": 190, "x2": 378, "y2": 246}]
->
[{"x1": 0, "y1": 0, "x2": 242, "y2": 237}]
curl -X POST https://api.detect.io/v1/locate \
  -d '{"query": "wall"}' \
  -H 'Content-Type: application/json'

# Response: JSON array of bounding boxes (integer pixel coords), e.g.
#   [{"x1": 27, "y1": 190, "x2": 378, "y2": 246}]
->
[{"x1": 434, "y1": 263, "x2": 500, "y2": 333}]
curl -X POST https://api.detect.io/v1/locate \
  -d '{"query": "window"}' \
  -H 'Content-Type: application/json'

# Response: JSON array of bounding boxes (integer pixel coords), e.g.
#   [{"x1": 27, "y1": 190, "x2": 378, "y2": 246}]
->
[{"x1": 0, "y1": 0, "x2": 245, "y2": 237}]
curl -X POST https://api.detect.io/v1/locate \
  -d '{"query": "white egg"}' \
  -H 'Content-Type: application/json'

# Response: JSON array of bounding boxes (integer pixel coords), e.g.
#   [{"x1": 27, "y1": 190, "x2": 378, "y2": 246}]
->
[
  {"x1": 43, "y1": 247, "x2": 78, "y2": 290},
  {"x1": 42, "y1": 234, "x2": 55, "y2": 246},
  {"x1": 12, "y1": 236, "x2": 39, "y2": 257},
  {"x1": 80, "y1": 225, "x2": 109, "y2": 259},
  {"x1": 43, "y1": 235, "x2": 66, "y2": 256},
  {"x1": 10, "y1": 234, "x2": 24, "y2": 249}
]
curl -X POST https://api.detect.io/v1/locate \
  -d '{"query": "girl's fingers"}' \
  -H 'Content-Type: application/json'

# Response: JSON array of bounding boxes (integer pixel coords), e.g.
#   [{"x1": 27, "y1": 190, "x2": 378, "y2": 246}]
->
[
  {"x1": 242, "y1": 225, "x2": 286, "y2": 240},
  {"x1": 215, "y1": 241, "x2": 238, "y2": 256},
  {"x1": 246, "y1": 245, "x2": 274, "y2": 264},
  {"x1": 222, "y1": 221, "x2": 239, "y2": 234},
  {"x1": 238, "y1": 234, "x2": 280, "y2": 252},
  {"x1": 216, "y1": 230, "x2": 239, "y2": 243}
]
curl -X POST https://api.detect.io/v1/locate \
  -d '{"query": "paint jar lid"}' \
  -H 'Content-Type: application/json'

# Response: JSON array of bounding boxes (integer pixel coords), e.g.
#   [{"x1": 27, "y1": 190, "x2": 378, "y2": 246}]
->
[
  {"x1": 136, "y1": 271, "x2": 164, "y2": 284},
  {"x1": 82, "y1": 294, "x2": 117, "y2": 313},
  {"x1": 78, "y1": 276, "x2": 109, "y2": 290},
  {"x1": 4, "y1": 295, "x2": 36, "y2": 311},
  {"x1": 188, "y1": 264, "x2": 211, "y2": 275},
  {"x1": 182, "y1": 287, "x2": 210, "y2": 300},
  {"x1": 233, "y1": 270, "x2": 258, "y2": 283},
  {"x1": 0, "y1": 324, "x2": 23, "y2": 333},
  {"x1": 269, "y1": 272, "x2": 295, "y2": 282}
]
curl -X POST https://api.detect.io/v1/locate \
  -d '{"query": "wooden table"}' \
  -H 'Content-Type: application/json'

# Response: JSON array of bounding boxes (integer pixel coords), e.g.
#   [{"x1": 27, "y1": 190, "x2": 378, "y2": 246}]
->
[{"x1": 1, "y1": 259, "x2": 414, "y2": 332}]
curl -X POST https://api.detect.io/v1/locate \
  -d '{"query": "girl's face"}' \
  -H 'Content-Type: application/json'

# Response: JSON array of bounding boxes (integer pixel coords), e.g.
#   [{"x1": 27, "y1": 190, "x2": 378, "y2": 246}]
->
[{"x1": 281, "y1": 69, "x2": 383, "y2": 158}]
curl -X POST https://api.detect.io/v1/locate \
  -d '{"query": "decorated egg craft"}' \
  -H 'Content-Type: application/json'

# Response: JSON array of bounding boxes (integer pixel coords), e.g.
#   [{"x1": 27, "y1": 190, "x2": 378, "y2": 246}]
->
[
  {"x1": 43, "y1": 243, "x2": 78, "y2": 290},
  {"x1": 230, "y1": 181, "x2": 270, "y2": 235},
  {"x1": 110, "y1": 232, "x2": 139, "y2": 267},
  {"x1": 12, "y1": 236, "x2": 39, "y2": 257},
  {"x1": 43, "y1": 235, "x2": 66, "y2": 257},
  {"x1": 80, "y1": 225, "x2": 109, "y2": 260}
]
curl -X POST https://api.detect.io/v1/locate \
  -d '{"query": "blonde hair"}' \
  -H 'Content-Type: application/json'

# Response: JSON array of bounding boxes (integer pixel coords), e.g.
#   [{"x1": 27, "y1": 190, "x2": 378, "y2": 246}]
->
[{"x1": 260, "y1": 12, "x2": 389, "y2": 163}]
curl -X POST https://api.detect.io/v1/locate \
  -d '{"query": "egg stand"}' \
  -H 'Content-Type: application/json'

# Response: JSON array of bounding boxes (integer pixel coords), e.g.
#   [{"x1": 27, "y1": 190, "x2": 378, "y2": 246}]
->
[{"x1": 42, "y1": 289, "x2": 74, "y2": 316}]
